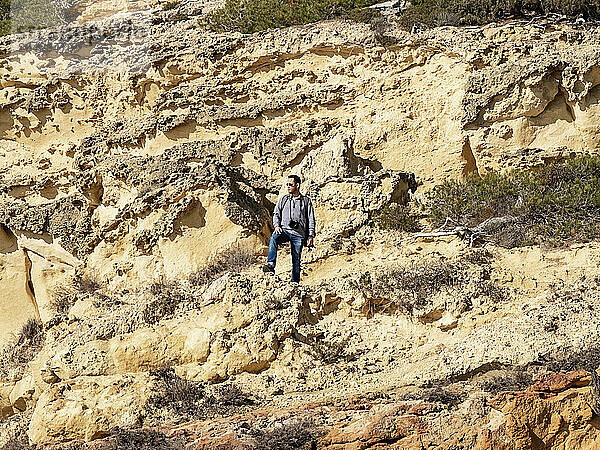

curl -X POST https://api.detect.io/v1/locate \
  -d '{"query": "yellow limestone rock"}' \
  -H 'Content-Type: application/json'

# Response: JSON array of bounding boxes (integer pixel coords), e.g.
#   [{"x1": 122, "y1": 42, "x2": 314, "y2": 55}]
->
[
  {"x1": 158, "y1": 193, "x2": 246, "y2": 279},
  {"x1": 0, "y1": 249, "x2": 39, "y2": 347},
  {"x1": 26, "y1": 251, "x2": 77, "y2": 323},
  {"x1": 27, "y1": 373, "x2": 153, "y2": 444},
  {"x1": 9, "y1": 375, "x2": 35, "y2": 412},
  {"x1": 0, "y1": 383, "x2": 14, "y2": 419},
  {"x1": 182, "y1": 327, "x2": 211, "y2": 363}
]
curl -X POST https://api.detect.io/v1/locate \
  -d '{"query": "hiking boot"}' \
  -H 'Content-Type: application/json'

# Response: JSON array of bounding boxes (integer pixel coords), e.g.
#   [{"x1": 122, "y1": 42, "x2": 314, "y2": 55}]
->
[{"x1": 262, "y1": 264, "x2": 275, "y2": 274}]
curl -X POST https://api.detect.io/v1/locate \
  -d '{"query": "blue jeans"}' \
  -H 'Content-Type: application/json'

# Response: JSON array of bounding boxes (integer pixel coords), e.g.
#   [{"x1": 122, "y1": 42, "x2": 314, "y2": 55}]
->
[{"x1": 267, "y1": 230, "x2": 304, "y2": 282}]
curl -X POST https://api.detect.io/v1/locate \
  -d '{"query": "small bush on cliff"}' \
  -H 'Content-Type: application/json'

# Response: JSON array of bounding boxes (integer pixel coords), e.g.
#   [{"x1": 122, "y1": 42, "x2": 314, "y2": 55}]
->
[
  {"x1": 147, "y1": 368, "x2": 254, "y2": 424},
  {"x1": 205, "y1": 0, "x2": 380, "y2": 34},
  {"x1": 400, "y1": 0, "x2": 600, "y2": 29},
  {"x1": 401, "y1": 386, "x2": 466, "y2": 407},
  {"x1": 161, "y1": 0, "x2": 180, "y2": 10},
  {"x1": 0, "y1": 0, "x2": 9, "y2": 36},
  {"x1": 143, "y1": 278, "x2": 190, "y2": 324},
  {"x1": 371, "y1": 203, "x2": 421, "y2": 232},
  {"x1": 0, "y1": 0, "x2": 62, "y2": 37},
  {"x1": 188, "y1": 244, "x2": 257, "y2": 287},
  {"x1": 248, "y1": 418, "x2": 319, "y2": 450},
  {"x1": 110, "y1": 427, "x2": 185, "y2": 450},
  {"x1": 368, "y1": 260, "x2": 466, "y2": 314},
  {"x1": 361, "y1": 251, "x2": 507, "y2": 317},
  {"x1": 75, "y1": 272, "x2": 106, "y2": 295},
  {"x1": 49, "y1": 284, "x2": 76, "y2": 315},
  {"x1": 50, "y1": 273, "x2": 109, "y2": 315},
  {"x1": 475, "y1": 369, "x2": 533, "y2": 394},
  {"x1": 538, "y1": 343, "x2": 600, "y2": 373},
  {"x1": 427, "y1": 155, "x2": 600, "y2": 247},
  {"x1": 311, "y1": 329, "x2": 362, "y2": 364},
  {"x1": 0, "y1": 319, "x2": 44, "y2": 379}
]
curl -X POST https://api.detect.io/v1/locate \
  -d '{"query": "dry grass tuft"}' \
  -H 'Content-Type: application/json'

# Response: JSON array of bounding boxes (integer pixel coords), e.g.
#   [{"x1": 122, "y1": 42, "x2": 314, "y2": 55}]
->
[
  {"x1": 143, "y1": 279, "x2": 190, "y2": 325},
  {"x1": 360, "y1": 252, "x2": 508, "y2": 317},
  {"x1": 248, "y1": 417, "x2": 319, "y2": 450},
  {"x1": 371, "y1": 203, "x2": 421, "y2": 232},
  {"x1": 188, "y1": 244, "x2": 257, "y2": 288},
  {"x1": 110, "y1": 427, "x2": 185, "y2": 450},
  {"x1": 146, "y1": 368, "x2": 254, "y2": 425},
  {"x1": 0, "y1": 319, "x2": 45, "y2": 379}
]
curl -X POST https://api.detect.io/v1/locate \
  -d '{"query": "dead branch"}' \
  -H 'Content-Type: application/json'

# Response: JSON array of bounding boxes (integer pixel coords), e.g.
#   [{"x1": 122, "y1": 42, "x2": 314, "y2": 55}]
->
[{"x1": 401, "y1": 216, "x2": 518, "y2": 247}]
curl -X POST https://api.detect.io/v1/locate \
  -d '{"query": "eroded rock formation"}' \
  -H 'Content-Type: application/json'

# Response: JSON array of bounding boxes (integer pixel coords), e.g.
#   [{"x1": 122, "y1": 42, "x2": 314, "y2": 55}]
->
[{"x1": 1, "y1": 3, "x2": 600, "y2": 448}]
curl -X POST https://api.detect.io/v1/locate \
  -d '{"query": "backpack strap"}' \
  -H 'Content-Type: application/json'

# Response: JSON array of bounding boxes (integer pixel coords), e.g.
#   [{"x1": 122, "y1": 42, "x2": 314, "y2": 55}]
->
[{"x1": 281, "y1": 194, "x2": 290, "y2": 212}]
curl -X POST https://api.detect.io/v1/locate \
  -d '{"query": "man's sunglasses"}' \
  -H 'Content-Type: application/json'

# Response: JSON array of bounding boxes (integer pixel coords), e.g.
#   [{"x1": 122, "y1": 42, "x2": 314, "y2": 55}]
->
[{"x1": 286, "y1": 182, "x2": 295, "y2": 186}]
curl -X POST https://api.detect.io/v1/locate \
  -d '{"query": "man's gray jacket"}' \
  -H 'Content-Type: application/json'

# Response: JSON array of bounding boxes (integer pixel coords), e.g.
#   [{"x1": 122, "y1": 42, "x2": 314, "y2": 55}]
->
[{"x1": 273, "y1": 194, "x2": 316, "y2": 239}]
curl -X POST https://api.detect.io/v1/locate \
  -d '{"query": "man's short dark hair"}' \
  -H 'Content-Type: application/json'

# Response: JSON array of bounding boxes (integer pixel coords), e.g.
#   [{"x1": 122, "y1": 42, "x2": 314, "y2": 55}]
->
[{"x1": 288, "y1": 174, "x2": 301, "y2": 185}]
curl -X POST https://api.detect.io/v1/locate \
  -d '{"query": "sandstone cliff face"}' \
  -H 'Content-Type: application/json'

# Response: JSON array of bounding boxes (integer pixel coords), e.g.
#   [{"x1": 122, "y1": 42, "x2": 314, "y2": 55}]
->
[{"x1": 1, "y1": 4, "x2": 600, "y2": 448}]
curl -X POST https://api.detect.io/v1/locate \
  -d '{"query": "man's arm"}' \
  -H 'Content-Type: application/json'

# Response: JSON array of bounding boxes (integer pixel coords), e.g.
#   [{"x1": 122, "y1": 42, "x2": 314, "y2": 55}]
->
[
  {"x1": 307, "y1": 198, "x2": 316, "y2": 237},
  {"x1": 273, "y1": 196, "x2": 284, "y2": 229}
]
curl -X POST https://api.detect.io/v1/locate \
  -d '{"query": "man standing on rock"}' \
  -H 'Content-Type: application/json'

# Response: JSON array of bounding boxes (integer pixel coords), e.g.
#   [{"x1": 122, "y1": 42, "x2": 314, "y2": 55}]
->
[{"x1": 262, "y1": 175, "x2": 315, "y2": 283}]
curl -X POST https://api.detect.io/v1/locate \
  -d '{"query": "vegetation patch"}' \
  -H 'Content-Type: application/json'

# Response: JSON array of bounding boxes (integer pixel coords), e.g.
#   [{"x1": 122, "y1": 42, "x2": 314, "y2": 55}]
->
[
  {"x1": 0, "y1": 0, "x2": 62, "y2": 37},
  {"x1": 360, "y1": 250, "x2": 507, "y2": 317},
  {"x1": 49, "y1": 284, "x2": 77, "y2": 315},
  {"x1": 368, "y1": 260, "x2": 465, "y2": 314},
  {"x1": 400, "y1": 386, "x2": 466, "y2": 407},
  {"x1": 0, "y1": 319, "x2": 44, "y2": 380},
  {"x1": 310, "y1": 329, "x2": 362, "y2": 364},
  {"x1": 204, "y1": 0, "x2": 380, "y2": 34},
  {"x1": 146, "y1": 368, "x2": 255, "y2": 424},
  {"x1": 49, "y1": 273, "x2": 109, "y2": 316},
  {"x1": 248, "y1": 417, "x2": 320, "y2": 450},
  {"x1": 143, "y1": 278, "x2": 192, "y2": 325},
  {"x1": 110, "y1": 427, "x2": 185, "y2": 450},
  {"x1": 188, "y1": 244, "x2": 257, "y2": 287},
  {"x1": 537, "y1": 341, "x2": 600, "y2": 373},
  {"x1": 427, "y1": 156, "x2": 600, "y2": 248},
  {"x1": 474, "y1": 369, "x2": 534, "y2": 395},
  {"x1": 161, "y1": 0, "x2": 180, "y2": 11},
  {"x1": 400, "y1": 0, "x2": 600, "y2": 29},
  {"x1": 0, "y1": 428, "x2": 32, "y2": 450},
  {"x1": 371, "y1": 203, "x2": 421, "y2": 233}
]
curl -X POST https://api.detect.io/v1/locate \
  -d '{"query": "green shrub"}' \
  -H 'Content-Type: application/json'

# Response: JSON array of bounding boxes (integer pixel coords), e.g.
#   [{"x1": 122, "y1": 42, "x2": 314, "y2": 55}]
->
[
  {"x1": 0, "y1": 0, "x2": 61, "y2": 36},
  {"x1": 0, "y1": 20, "x2": 10, "y2": 37},
  {"x1": 427, "y1": 155, "x2": 600, "y2": 247},
  {"x1": 400, "y1": 0, "x2": 600, "y2": 29},
  {"x1": 371, "y1": 203, "x2": 421, "y2": 232},
  {"x1": 204, "y1": 0, "x2": 380, "y2": 34},
  {"x1": 0, "y1": 0, "x2": 10, "y2": 35}
]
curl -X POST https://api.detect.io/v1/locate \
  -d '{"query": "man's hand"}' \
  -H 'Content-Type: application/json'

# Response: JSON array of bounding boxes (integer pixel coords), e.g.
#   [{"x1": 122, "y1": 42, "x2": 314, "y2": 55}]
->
[
  {"x1": 306, "y1": 237, "x2": 314, "y2": 248},
  {"x1": 274, "y1": 226, "x2": 283, "y2": 234}
]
